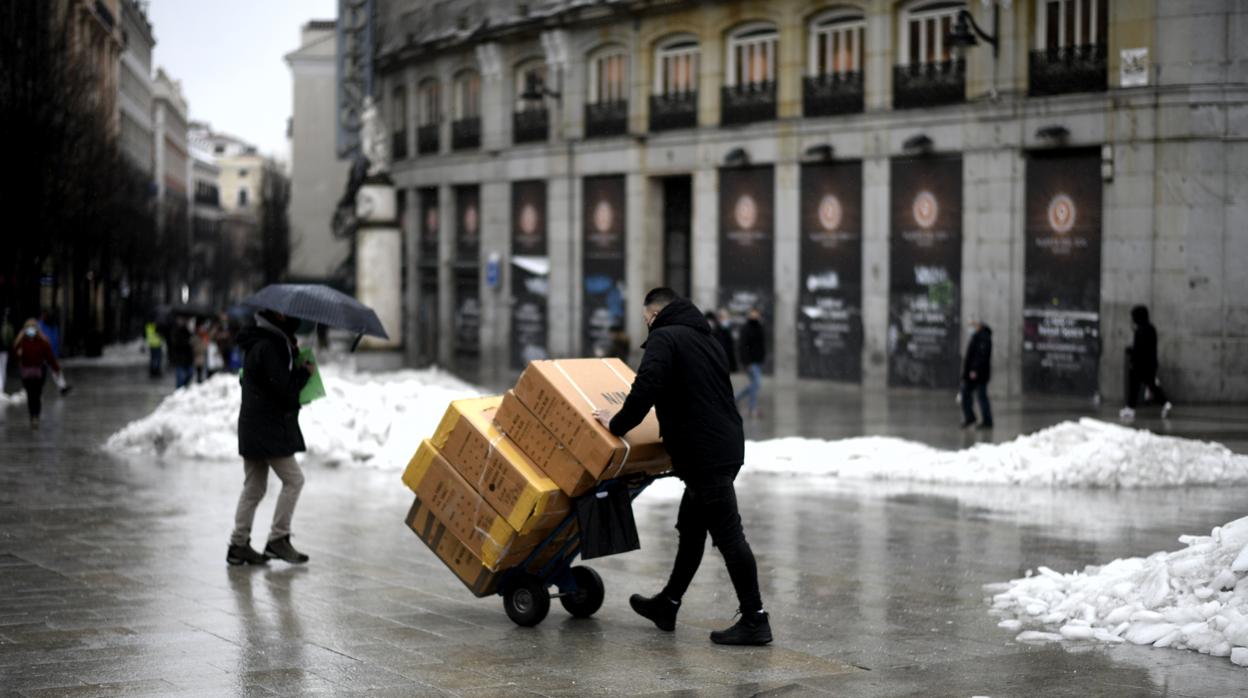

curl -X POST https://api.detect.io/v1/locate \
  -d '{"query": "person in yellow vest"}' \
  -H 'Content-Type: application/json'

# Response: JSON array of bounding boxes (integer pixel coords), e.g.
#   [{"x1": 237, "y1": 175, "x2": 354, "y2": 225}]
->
[{"x1": 145, "y1": 321, "x2": 164, "y2": 378}]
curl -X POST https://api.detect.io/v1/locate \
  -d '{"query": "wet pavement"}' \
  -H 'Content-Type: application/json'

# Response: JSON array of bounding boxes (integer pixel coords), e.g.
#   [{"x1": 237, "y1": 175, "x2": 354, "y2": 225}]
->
[{"x1": 2, "y1": 366, "x2": 1247, "y2": 697}]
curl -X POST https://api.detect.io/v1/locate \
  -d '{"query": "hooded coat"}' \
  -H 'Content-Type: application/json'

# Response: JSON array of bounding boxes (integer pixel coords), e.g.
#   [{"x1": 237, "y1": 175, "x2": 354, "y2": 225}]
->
[
  {"x1": 963, "y1": 324, "x2": 992, "y2": 384},
  {"x1": 1130, "y1": 306, "x2": 1159, "y2": 375},
  {"x1": 608, "y1": 298, "x2": 745, "y2": 481},
  {"x1": 236, "y1": 318, "x2": 310, "y2": 459}
]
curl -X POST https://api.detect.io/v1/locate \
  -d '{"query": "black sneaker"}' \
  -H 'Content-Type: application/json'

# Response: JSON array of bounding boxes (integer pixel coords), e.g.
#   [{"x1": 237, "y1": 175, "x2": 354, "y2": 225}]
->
[
  {"x1": 629, "y1": 593, "x2": 679, "y2": 631},
  {"x1": 264, "y1": 535, "x2": 309, "y2": 564},
  {"x1": 59, "y1": 385, "x2": 73, "y2": 396},
  {"x1": 976, "y1": 422, "x2": 994, "y2": 431},
  {"x1": 226, "y1": 540, "x2": 267, "y2": 566},
  {"x1": 710, "y1": 610, "x2": 772, "y2": 646}
]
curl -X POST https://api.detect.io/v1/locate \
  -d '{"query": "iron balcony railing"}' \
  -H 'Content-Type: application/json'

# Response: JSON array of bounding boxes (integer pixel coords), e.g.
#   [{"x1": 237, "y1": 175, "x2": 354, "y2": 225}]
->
[
  {"x1": 584, "y1": 100, "x2": 628, "y2": 138},
  {"x1": 649, "y1": 91, "x2": 698, "y2": 132},
  {"x1": 721, "y1": 81, "x2": 777, "y2": 126},
  {"x1": 512, "y1": 108, "x2": 549, "y2": 144},
  {"x1": 417, "y1": 124, "x2": 440, "y2": 155},
  {"x1": 451, "y1": 117, "x2": 481, "y2": 151},
  {"x1": 803, "y1": 72, "x2": 864, "y2": 117},
  {"x1": 1029, "y1": 44, "x2": 1108, "y2": 96},
  {"x1": 893, "y1": 59, "x2": 965, "y2": 110}
]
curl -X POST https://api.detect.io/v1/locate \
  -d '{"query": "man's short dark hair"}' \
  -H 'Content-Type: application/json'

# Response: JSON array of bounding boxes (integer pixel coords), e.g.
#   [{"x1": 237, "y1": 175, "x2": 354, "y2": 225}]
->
[{"x1": 644, "y1": 287, "x2": 679, "y2": 308}]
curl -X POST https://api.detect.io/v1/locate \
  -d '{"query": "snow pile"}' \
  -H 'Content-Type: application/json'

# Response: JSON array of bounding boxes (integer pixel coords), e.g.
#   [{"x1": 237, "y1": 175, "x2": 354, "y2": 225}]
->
[
  {"x1": 61, "y1": 339, "x2": 148, "y2": 367},
  {"x1": 743, "y1": 418, "x2": 1248, "y2": 487},
  {"x1": 105, "y1": 365, "x2": 480, "y2": 467},
  {"x1": 987, "y1": 516, "x2": 1248, "y2": 667}
]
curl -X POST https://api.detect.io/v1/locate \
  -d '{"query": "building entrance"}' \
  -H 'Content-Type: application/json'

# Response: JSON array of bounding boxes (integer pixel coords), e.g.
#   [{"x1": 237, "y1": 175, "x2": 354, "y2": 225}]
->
[{"x1": 662, "y1": 176, "x2": 692, "y2": 298}]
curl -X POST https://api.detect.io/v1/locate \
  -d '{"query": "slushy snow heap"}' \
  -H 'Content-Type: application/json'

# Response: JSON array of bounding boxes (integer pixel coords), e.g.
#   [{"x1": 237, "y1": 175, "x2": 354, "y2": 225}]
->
[{"x1": 988, "y1": 516, "x2": 1248, "y2": 668}]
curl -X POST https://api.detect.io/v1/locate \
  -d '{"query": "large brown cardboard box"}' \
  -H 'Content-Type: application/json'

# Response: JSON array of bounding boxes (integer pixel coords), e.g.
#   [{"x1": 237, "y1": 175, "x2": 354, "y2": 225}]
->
[
  {"x1": 404, "y1": 497, "x2": 577, "y2": 597},
  {"x1": 511, "y1": 359, "x2": 670, "y2": 480},
  {"x1": 430, "y1": 396, "x2": 570, "y2": 535},
  {"x1": 401, "y1": 440, "x2": 561, "y2": 570}
]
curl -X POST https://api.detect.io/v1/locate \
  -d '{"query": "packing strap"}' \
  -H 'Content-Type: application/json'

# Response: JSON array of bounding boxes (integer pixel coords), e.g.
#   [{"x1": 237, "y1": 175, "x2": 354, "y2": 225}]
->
[{"x1": 552, "y1": 360, "x2": 632, "y2": 482}]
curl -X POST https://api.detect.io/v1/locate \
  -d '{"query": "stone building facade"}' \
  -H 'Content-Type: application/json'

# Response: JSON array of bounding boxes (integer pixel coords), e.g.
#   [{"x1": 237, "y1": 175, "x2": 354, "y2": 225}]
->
[{"x1": 372, "y1": 0, "x2": 1247, "y2": 402}]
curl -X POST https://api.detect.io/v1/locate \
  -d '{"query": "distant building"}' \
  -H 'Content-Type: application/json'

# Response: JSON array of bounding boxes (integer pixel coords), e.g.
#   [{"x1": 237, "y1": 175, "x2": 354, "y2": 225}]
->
[
  {"x1": 285, "y1": 19, "x2": 352, "y2": 284},
  {"x1": 116, "y1": 0, "x2": 155, "y2": 177},
  {"x1": 190, "y1": 124, "x2": 265, "y2": 302},
  {"x1": 152, "y1": 67, "x2": 192, "y2": 302},
  {"x1": 189, "y1": 144, "x2": 223, "y2": 307}
]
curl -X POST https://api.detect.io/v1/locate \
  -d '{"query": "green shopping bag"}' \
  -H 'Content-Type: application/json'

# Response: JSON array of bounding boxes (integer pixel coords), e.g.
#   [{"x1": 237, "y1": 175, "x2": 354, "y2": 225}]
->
[{"x1": 298, "y1": 347, "x2": 325, "y2": 405}]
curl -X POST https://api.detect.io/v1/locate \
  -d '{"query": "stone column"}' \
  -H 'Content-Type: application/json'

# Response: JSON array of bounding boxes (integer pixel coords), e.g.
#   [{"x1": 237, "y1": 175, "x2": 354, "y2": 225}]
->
[
  {"x1": 691, "y1": 166, "x2": 719, "y2": 311},
  {"x1": 773, "y1": 161, "x2": 800, "y2": 384},
  {"x1": 547, "y1": 162, "x2": 577, "y2": 357},
  {"x1": 437, "y1": 183, "x2": 455, "y2": 366},
  {"x1": 479, "y1": 180, "x2": 508, "y2": 384},
  {"x1": 861, "y1": 156, "x2": 889, "y2": 389},
  {"x1": 355, "y1": 177, "x2": 402, "y2": 360}
]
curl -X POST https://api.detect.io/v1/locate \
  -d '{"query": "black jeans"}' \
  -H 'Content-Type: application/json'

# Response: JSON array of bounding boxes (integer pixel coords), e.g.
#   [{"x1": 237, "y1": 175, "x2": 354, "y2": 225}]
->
[
  {"x1": 960, "y1": 381, "x2": 993, "y2": 425},
  {"x1": 22, "y1": 374, "x2": 45, "y2": 418},
  {"x1": 661, "y1": 468, "x2": 763, "y2": 615},
  {"x1": 1126, "y1": 369, "x2": 1168, "y2": 408}
]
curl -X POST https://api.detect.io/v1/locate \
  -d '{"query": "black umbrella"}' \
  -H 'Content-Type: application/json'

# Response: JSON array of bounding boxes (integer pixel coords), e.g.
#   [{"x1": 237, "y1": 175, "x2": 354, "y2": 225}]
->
[{"x1": 240, "y1": 284, "x2": 389, "y2": 341}]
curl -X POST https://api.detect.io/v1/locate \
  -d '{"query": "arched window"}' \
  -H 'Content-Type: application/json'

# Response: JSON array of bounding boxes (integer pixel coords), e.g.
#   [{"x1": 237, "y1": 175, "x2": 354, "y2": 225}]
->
[
  {"x1": 809, "y1": 8, "x2": 865, "y2": 78},
  {"x1": 588, "y1": 47, "x2": 628, "y2": 104},
  {"x1": 726, "y1": 22, "x2": 778, "y2": 87},
  {"x1": 514, "y1": 58, "x2": 547, "y2": 112},
  {"x1": 1036, "y1": 0, "x2": 1107, "y2": 50},
  {"x1": 417, "y1": 78, "x2": 440, "y2": 126},
  {"x1": 654, "y1": 35, "x2": 699, "y2": 96},
  {"x1": 452, "y1": 70, "x2": 481, "y2": 120},
  {"x1": 898, "y1": 1, "x2": 964, "y2": 67}
]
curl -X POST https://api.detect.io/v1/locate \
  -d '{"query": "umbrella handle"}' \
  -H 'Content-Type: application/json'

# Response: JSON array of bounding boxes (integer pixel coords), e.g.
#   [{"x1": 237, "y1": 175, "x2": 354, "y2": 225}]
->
[{"x1": 350, "y1": 333, "x2": 364, "y2": 352}]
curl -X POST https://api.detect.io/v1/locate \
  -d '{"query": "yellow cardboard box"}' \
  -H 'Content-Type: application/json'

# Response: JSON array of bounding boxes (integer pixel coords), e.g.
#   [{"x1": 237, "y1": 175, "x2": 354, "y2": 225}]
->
[{"x1": 430, "y1": 396, "x2": 571, "y2": 535}]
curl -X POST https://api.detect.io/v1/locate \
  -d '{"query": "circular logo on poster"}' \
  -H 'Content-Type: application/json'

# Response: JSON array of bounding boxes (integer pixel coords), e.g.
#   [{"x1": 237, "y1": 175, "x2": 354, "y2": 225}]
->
[
  {"x1": 463, "y1": 205, "x2": 479, "y2": 236},
  {"x1": 593, "y1": 200, "x2": 614, "y2": 234},
  {"x1": 912, "y1": 190, "x2": 938, "y2": 229},
  {"x1": 424, "y1": 207, "x2": 439, "y2": 235},
  {"x1": 1047, "y1": 193, "x2": 1076, "y2": 234},
  {"x1": 817, "y1": 194, "x2": 843, "y2": 232},
  {"x1": 519, "y1": 203, "x2": 539, "y2": 236},
  {"x1": 734, "y1": 194, "x2": 758, "y2": 230}
]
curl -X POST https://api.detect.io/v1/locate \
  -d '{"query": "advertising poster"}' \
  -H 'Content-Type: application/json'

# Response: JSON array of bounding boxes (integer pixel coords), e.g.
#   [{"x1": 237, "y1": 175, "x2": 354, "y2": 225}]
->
[
  {"x1": 417, "y1": 187, "x2": 439, "y2": 364},
  {"x1": 719, "y1": 166, "x2": 775, "y2": 373},
  {"x1": 582, "y1": 175, "x2": 627, "y2": 357},
  {"x1": 453, "y1": 185, "x2": 480, "y2": 358},
  {"x1": 1023, "y1": 150, "x2": 1102, "y2": 395},
  {"x1": 798, "y1": 161, "x2": 863, "y2": 382},
  {"x1": 888, "y1": 156, "x2": 962, "y2": 389},
  {"x1": 511, "y1": 180, "x2": 548, "y2": 369}
]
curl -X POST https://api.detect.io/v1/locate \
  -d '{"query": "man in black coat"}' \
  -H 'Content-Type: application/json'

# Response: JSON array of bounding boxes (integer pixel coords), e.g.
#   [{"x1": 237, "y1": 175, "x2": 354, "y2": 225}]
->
[
  {"x1": 227, "y1": 310, "x2": 314, "y2": 566},
  {"x1": 960, "y1": 321, "x2": 993, "y2": 429},
  {"x1": 1121, "y1": 305, "x2": 1172, "y2": 420},
  {"x1": 592, "y1": 288, "x2": 771, "y2": 646}
]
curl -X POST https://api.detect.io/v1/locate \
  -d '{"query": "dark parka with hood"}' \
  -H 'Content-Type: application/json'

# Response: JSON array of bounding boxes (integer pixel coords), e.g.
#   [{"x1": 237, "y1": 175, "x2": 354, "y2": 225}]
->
[
  {"x1": 1129, "y1": 306, "x2": 1159, "y2": 376},
  {"x1": 608, "y1": 298, "x2": 745, "y2": 483},
  {"x1": 236, "y1": 316, "x2": 310, "y2": 459},
  {"x1": 962, "y1": 324, "x2": 993, "y2": 384}
]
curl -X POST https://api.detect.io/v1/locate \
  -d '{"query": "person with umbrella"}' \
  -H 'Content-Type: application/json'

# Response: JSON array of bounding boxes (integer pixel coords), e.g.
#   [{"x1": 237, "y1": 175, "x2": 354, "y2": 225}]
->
[{"x1": 228, "y1": 284, "x2": 388, "y2": 566}]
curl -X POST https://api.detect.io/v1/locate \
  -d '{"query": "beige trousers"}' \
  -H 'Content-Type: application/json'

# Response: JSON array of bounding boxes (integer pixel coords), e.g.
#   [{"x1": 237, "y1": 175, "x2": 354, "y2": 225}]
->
[{"x1": 230, "y1": 456, "x2": 304, "y2": 547}]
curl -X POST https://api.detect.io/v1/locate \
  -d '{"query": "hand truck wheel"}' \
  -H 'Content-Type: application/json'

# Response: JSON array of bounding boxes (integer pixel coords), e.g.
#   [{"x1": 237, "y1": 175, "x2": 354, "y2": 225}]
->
[
  {"x1": 503, "y1": 573, "x2": 550, "y2": 627},
  {"x1": 560, "y1": 566, "x2": 605, "y2": 618}
]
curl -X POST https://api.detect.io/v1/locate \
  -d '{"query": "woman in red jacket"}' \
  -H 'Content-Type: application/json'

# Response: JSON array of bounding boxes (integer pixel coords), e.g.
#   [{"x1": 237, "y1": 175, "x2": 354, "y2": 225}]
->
[{"x1": 13, "y1": 319, "x2": 59, "y2": 429}]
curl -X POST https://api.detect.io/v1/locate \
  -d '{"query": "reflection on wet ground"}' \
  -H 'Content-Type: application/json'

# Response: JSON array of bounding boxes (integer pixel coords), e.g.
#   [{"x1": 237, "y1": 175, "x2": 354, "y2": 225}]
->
[{"x1": 1, "y1": 367, "x2": 1245, "y2": 696}]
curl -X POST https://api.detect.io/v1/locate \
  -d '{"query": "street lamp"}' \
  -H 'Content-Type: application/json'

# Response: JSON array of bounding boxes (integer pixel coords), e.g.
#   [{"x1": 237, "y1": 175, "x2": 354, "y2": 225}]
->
[
  {"x1": 520, "y1": 72, "x2": 560, "y2": 102},
  {"x1": 946, "y1": 7, "x2": 999, "y2": 59}
]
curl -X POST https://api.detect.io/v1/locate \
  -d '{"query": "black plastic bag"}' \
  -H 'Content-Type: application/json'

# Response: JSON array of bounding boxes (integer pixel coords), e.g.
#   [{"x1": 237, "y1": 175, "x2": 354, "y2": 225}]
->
[{"x1": 575, "y1": 483, "x2": 640, "y2": 560}]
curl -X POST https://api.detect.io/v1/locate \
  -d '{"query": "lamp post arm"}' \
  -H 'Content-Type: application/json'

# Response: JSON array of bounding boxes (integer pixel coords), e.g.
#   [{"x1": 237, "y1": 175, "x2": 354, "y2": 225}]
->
[{"x1": 958, "y1": 7, "x2": 999, "y2": 58}]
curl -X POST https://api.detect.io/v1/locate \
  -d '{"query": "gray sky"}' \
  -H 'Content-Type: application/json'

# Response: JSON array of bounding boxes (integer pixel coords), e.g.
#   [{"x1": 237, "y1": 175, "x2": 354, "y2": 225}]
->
[{"x1": 148, "y1": 0, "x2": 338, "y2": 160}]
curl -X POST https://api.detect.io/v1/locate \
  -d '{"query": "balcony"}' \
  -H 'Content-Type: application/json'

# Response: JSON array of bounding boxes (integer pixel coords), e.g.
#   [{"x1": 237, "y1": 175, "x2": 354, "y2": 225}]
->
[
  {"x1": 803, "y1": 72, "x2": 864, "y2": 117},
  {"x1": 417, "y1": 124, "x2": 439, "y2": 155},
  {"x1": 893, "y1": 60, "x2": 965, "y2": 110},
  {"x1": 512, "y1": 108, "x2": 549, "y2": 144},
  {"x1": 451, "y1": 117, "x2": 480, "y2": 151},
  {"x1": 584, "y1": 101, "x2": 628, "y2": 139},
  {"x1": 649, "y1": 92, "x2": 698, "y2": 132},
  {"x1": 1029, "y1": 45, "x2": 1108, "y2": 97},
  {"x1": 720, "y1": 82, "x2": 776, "y2": 126},
  {"x1": 391, "y1": 131, "x2": 408, "y2": 160}
]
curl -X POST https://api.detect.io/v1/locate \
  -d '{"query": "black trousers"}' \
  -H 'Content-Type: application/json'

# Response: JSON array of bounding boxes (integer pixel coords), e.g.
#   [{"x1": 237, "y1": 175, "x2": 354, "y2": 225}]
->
[
  {"x1": 661, "y1": 468, "x2": 763, "y2": 614},
  {"x1": 1125, "y1": 369, "x2": 1168, "y2": 409},
  {"x1": 22, "y1": 375, "x2": 44, "y2": 418}
]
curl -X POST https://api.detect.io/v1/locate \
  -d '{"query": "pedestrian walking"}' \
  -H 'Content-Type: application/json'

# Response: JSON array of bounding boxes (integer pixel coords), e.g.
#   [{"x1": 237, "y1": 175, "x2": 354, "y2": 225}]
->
[
  {"x1": 12, "y1": 319, "x2": 59, "y2": 430},
  {"x1": 145, "y1": 320, "x2": 164, "y2": 377},
  {"x1": 592, "y1": 288, "x2": 771, "y2": 646},
  {"x1": 1120, "y1": 305, "x2": 1172, "y2": 421},
  {"x1": 960, "y1": 320, "x2": 994, "y2": 430},
  {"x1": 227, "y1": 310, "x2": 316, "y2": 566},
  {"x1": 192, "y1": 320, "x2": 208, "y2": 383},
  {"x1": 707, "y1": 310, "x2": 739, "y2": 374},
  {"x1": 734, "y1": 308, "x2": 766, "y2": 418},
  {"x1": 168, "y1": 319, "x2": 194, "y2": 389}
]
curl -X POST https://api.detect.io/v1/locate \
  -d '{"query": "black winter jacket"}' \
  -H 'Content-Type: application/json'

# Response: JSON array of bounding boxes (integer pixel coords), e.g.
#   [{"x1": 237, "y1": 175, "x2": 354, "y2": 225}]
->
[
  {"x1": 608, "y1": 298, "x2": 745, "y2": 481},
  {"x1": 738, "y1": 319, "x2": 766, "y2": 366},
  {"x1": 963, "y1": 325, "x2": 992, "y2": 384},
  {"x1": 1129, "y1": 306, "x2": 1158, "y2": 375},
  {"x1": 236, "y1": 323, "x2": 310, "y2": 459}
]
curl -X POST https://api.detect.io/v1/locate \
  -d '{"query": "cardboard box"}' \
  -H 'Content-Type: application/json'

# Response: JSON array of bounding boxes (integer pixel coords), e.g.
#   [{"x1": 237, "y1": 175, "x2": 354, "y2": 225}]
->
[
  {"x1": 430, "y1": 396, "x2": 571, "y2": 535},
  {"x1": 404, "y1": 497, "x2": 578, "y2": 598},
  {"x1": 401, "y1": 440, "x2": 563, "y2": 570},
  {"x1": 494, "y1": 391, "x2": 598, "y2": 497},
  {"x1": 511, "y1": 359, "x2": 670, "y2": 480}
]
